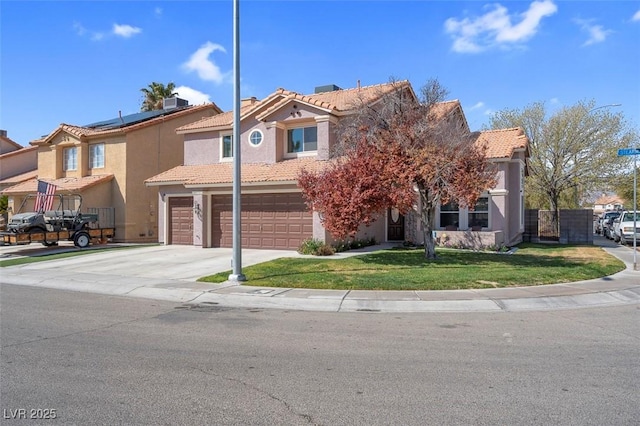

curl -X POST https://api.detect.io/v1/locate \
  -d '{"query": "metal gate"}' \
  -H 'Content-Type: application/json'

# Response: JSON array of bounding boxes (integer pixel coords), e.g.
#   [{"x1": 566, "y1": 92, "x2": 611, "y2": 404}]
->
[{"x1": 538, "y1": 210, "x2": 559, "y2": 241}]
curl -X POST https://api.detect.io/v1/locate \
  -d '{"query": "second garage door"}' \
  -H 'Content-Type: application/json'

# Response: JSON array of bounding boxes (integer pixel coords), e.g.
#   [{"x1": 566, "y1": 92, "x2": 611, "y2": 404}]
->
[{"x1": 211, "y1": 193, "x2": 312, "y2": 249}]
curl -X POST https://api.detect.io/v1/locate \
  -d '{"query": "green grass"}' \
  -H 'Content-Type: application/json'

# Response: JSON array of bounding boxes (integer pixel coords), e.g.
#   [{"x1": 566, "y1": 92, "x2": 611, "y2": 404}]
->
[{"x1": 198, "y1": 244, "x2": 626, "y2": 290}]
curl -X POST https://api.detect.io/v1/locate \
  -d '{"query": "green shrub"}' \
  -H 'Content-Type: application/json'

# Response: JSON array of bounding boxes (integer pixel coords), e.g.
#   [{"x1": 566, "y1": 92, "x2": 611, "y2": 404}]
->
[
  {"x1": 298, "y1": 238, "x2": 335, "y2": 256},
  {"x1": 332, "y1": 237, "x2": 377, "y2": 253}
]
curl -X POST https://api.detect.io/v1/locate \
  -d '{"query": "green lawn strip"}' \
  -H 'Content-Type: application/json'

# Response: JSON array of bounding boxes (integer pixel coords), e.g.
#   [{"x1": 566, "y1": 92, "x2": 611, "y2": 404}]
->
[
  {"x1": 198, "y1": 245, "x2": 625, "y2": 290},
  {"x1": 0, "y1": 245, "x2": 153, "y2": 267}
]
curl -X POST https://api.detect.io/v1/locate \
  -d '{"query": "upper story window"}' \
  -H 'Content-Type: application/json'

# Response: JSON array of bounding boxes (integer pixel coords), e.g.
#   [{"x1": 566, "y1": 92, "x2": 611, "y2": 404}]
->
[
  {"x1": 89, "y1": 143, "x2": 105, "y2": 169},
  {"x1": 222, "y1": 134, "x2": 233, "y2": 159},
  {"x1": 287, "y1": 126, "x2": 317, "y2": 153},
  {"x1": 249, "y1": 130, "x2": 263, "y2": 147},
  {"x1": 63, "y1": 147, "x2": 78, "y2": 171}
]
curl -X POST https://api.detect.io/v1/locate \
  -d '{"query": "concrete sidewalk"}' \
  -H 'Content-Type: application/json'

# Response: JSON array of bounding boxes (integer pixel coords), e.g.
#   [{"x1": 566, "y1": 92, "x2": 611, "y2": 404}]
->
[{"x1": 1, "y1": 237, "x2": 638, "y2": 313}]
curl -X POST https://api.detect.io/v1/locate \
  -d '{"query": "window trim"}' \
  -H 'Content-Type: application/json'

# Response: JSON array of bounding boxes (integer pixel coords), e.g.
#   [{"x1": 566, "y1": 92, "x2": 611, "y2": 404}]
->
[
  {"x1": 220, "y1": 133, "x2": 233, "y2": 161},
  {"x1": 63, "y1": 147, "x2": 78, "y2": 171},
  {"x1": 285, "y1": 125, "x2": 318, "y2": 158},
  {"x1": 248, "y1": 129, "x2": 263, "y2": 147},
  {"x1": 89, "y1": 143, "x2": 105, "y2": 169}
]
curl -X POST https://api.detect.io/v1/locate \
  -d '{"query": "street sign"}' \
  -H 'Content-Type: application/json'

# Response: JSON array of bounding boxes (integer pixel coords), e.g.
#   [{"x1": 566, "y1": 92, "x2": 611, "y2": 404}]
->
[{"x1": 617, "y1": 148, "x2": 640, "y2": 156}]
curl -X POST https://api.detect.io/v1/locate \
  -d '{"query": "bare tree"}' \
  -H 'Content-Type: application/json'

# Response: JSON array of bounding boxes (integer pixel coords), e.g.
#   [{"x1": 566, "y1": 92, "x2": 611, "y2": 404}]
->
[{"x1": 490, "y1": 101, "x2": 634, "y2": 235}]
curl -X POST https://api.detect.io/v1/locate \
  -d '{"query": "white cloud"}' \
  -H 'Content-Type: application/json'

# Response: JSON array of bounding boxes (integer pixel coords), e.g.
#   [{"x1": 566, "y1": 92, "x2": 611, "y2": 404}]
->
[
  {"x1": 113, "y1": 23, "x2": 142, "y2": 38},
  {"x1": 633, "y1": 10, "x2": 640, "y2": 21},
  {"x1": 182, "y1": 42, "x2": 229, "y2": 84},
  {"x1": 469, "y1": 101, "x2": 485, "y2": 110},
  {"x1": 444, "y1": 0, "x2": 558, "y2": 53},
  {"x1": 174, "y1": 86, "x2": 211, "y2": 105},
  {"x1": 549, "y1": 97, "x2": 560, "y2": 105},
  {"x1": 574, "y1": 18, "x2": 612, "y2": 46},
  {"x1": 73, "y1": 22, "x2": 86, "y2": 36},
  {"x1": 155, "y1": 7, "x2": 163, "y2": 17}
]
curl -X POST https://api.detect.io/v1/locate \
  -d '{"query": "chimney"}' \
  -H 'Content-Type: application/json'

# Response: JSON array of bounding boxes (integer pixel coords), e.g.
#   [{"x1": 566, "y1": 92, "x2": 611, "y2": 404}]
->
[
  {"x1": 241, "y1": 97, "x2": 258, "y2": 107},
  {"x1": 0, "y1": 130, "x2": 7, "y2": 138},
  {"x1": 314, "y1": 84, "x2": 342, "y2": 94}
]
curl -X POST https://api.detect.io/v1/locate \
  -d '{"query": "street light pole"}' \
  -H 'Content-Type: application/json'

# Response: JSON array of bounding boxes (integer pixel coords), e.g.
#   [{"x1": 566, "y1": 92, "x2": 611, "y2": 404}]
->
[
  {"x1": 229, "y1": 0, "x2": 246, "y2": 282},
  {"x1": 633, "y1": 137, "x2": 637, "y2": 271}
]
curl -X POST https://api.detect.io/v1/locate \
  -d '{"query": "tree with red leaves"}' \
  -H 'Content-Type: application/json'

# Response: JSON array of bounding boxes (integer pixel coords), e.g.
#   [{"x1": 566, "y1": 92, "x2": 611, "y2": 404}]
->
[{"x1": 298, "y1": 79, "x2": 497, "y2": 259}]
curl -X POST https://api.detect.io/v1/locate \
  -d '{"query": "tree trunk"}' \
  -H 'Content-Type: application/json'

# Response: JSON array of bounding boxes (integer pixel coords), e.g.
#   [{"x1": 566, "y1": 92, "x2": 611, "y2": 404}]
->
[
  {"x1": 550, "y1": 195, "x2": 560, "y2": 239},
  {"x1": 419, "y1": 188, "x2": 437, "y2": 259}
]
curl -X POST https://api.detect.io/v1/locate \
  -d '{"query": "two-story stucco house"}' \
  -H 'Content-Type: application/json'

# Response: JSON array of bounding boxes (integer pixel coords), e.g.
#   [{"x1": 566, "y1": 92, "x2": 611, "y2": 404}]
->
[
  {"x1": 145, "y1": 81, "x2": 529, "y2": 250},
  {"x1": 2, "y1": 101, "x2": 222, "y2": 242}
]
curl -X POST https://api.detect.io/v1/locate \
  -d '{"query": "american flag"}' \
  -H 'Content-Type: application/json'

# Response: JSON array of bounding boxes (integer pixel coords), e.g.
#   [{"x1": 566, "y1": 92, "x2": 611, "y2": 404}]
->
[{"x1": 34, "y1": 180, "x2": 57, "y2": 212}]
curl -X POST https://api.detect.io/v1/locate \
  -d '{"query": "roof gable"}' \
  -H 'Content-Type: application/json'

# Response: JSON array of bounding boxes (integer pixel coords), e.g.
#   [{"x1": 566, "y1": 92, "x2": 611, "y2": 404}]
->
[{"x1": 473, "y1": 127, "x2": 529, "y2": 160}]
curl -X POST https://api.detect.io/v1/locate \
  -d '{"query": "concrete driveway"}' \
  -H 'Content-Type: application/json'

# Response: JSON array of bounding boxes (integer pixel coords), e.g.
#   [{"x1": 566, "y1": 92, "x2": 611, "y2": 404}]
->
[{"x1": 0, "y1": 242, "x2": 301, "y2": 281}]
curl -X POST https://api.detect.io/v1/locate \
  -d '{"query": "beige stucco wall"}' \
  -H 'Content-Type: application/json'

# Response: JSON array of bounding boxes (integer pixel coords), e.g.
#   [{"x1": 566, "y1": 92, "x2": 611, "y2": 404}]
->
[{"x1": 0, "y1": 147, "x2": 37, "y2": 181}]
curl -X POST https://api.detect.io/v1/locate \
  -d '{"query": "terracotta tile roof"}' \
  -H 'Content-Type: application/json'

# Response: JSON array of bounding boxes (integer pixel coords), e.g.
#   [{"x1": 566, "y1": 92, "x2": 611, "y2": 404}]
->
[
  {"x1": 255, "y1": 81, "x2": 414, "y2": 121},
  {"x1": 594, "y1": 194, "x2": 623, "y2": 205},
  {"x1": 145, "y1": 157, "x2": 328, "y2": 186},
  {"x1": 473, "y1": 127, "x2": 529, "y2": 159},
  {"x1": 177, "y1": 82, "x2": 417, "y2": 132},
  {"x1": 0, "y1": 170, "x2": 38, "y2": 186},
  {"x1": 1, "y1": 174, "x2": 114, "y2": 195},
  {"x1": 34, "y1": 104, "x2": 220, "y2": 144}
]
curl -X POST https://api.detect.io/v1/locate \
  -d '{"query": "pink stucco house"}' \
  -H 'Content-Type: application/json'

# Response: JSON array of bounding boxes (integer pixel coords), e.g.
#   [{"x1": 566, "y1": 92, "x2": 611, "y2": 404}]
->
[{"x1": 146, "y1": 81, "x2": 529, "y2": 250}]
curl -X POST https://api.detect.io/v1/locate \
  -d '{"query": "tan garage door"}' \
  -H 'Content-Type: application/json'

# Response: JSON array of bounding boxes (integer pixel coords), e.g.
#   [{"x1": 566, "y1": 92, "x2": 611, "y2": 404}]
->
[
  {"x1": 211, "y1": 193, "x2": 312, "y2": 249},
  {"x1": 169, "y1": 196, "x2": 193, "y2": 245}
]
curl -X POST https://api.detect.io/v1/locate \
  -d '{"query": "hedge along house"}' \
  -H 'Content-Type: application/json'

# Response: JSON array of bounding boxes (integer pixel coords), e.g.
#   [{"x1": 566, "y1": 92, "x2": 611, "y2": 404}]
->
[
  {"x1": 2, "y1": 100, "x2": 222, "y2": 242},
  {"x1": 145, "y1": 81, "x2": 529, "y2": 250}
]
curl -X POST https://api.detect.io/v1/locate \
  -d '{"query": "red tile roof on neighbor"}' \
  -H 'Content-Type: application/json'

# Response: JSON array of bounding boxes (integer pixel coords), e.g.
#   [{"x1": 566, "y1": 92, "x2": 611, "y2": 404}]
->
[
  {"x1": 473, "y1": 127, "x2": 529, "y2": 159},
  {"x1": 1, "y1": 175, "x2": 114, "y2": 195},
  {"x1": 145, "y1": 157, "x2": 329, "y2": 187},
  {"x1": 594, "y1": 194, "x2": 624, "y2": 205},
  {"x1": 33, "y1": 103, "x2": 220, "y2": 144}
]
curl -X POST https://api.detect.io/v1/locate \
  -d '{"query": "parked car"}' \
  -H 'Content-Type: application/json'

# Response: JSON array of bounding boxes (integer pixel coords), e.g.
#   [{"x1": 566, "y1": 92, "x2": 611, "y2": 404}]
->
[
  {"x1": 602, "y1": 216, "x2": 619, "y2": 239},
  {"x1": 612, "y1": 210, "x2": 640, "y2": 245},
  {"x1": 596, "y1": 211, "x2": 620, "y2": 235}
]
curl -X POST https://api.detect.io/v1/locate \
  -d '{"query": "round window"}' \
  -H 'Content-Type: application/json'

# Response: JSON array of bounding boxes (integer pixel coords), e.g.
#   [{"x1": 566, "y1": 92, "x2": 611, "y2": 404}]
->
[{"x1": 249, "y1": 130, "x2": 263, "y2": 146}]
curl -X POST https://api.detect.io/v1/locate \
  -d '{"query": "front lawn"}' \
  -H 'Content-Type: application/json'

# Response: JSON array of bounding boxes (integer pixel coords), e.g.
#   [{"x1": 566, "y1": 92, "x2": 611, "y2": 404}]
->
[{"x1": 198, "y1": 244, "x2": 626, "y2": 290}]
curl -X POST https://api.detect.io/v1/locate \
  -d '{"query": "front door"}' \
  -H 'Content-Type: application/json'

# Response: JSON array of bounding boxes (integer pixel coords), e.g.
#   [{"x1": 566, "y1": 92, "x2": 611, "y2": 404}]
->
[{"x1": 387, "y1": 208, "x2": 405, "y2": 241}]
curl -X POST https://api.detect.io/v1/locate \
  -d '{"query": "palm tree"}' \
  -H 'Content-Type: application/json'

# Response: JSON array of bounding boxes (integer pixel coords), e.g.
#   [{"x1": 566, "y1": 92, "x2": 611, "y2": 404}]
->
[{"x1": 140, "y1": 82, "x2": 178, "y2": 111}]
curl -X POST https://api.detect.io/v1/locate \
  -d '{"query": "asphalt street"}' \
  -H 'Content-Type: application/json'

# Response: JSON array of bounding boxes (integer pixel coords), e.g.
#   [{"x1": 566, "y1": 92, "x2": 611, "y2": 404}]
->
[{"x1": 1, "y1": 284, "x2": 639, "y2": 425}]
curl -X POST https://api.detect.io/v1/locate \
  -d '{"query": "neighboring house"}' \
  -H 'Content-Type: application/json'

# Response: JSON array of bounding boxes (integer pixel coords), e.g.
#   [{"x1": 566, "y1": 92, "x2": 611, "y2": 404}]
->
[
  {"x1": 593, "y1": 194, "x2": 624, "y2": 215},
  {"x1": 0, "y1": 130, "x2": 38, "y2": 191},
  {"x1": 2, "y1": 100, "x2": 222, "y2": 242},
  {"x1": 146, "y1": 81, "x2": 529, "y2": 250}
]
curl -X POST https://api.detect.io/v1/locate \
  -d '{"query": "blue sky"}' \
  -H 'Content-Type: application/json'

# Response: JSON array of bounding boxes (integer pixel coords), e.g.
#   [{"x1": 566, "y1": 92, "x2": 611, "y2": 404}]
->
[{"x1": 1, "y1": 1, "x2": 639, "y2": 146}]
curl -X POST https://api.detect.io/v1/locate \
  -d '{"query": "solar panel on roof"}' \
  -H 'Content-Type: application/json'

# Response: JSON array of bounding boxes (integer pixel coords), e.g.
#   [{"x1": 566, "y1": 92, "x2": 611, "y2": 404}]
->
[{"x1": 83, "y1": 109, "x2": 182, "y2": 130}]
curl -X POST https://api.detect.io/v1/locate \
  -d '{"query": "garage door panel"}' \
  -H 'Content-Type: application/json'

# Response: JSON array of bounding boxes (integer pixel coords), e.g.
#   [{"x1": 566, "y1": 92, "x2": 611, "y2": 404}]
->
[
  {"x1": 169, "y1": 197, "x2": 193, "y2": 245},
  {"x1": 211, "y1": 193, "x2": 312, "y2": 249}
]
